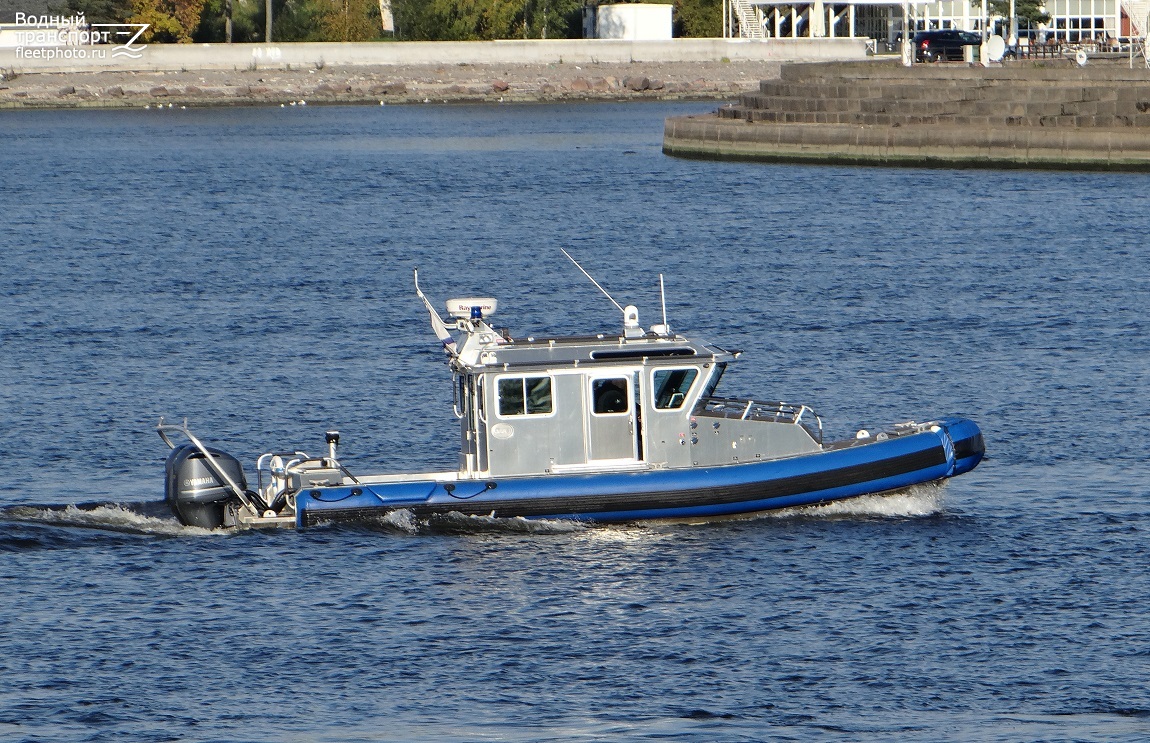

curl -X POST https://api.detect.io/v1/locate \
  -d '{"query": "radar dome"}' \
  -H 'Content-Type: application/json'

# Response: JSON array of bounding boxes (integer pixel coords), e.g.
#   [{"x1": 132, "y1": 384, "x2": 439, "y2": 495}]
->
[{"x1": 445, "y1": 297, "x2": 498, "y2": 319}]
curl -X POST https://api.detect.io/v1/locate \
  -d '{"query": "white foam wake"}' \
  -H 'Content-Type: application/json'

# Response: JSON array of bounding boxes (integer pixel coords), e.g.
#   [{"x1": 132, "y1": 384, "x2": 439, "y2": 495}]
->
[
  {"x1": 4, "y1": 503, "x2": 217, "y2": 536},
  {"x1": 428, "y1": 510, "x2": 591, "y2": 534},
  {"x1": 3, "y1": 485, "x2": 945, "y2": 539},
  {"x1": 770, "y1": 483, "x2": 946, "y2": 519}
]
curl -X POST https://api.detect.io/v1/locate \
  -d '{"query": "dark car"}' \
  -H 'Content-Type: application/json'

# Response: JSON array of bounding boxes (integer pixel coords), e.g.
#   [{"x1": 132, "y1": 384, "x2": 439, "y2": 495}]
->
[{"x1": 914, "y1": 30, "x2": 981, "y2": 62}]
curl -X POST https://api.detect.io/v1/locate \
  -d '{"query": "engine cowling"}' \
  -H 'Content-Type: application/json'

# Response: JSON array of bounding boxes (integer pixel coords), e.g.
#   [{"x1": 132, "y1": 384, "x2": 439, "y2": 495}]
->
[{"x1": 164, "y1": 443, "x2": 247, "y2": 528}]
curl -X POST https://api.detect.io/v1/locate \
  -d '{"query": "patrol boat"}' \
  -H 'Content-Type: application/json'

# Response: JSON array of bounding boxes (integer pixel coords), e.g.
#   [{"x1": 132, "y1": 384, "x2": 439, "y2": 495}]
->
[{"x1": 158, "y1": 265, "x2": 985, "y2": 530}]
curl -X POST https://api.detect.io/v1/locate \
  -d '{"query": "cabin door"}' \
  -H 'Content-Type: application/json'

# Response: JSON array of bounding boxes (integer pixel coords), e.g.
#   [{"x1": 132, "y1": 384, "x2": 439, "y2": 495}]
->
[
  {"x1": 587, "y1": 372, "x2": 642, "y2": 463},
  {"x1": 458, "y1": 374, "x2": 488, "y2": 475},
  {"x1": 473, "y1": 375, "x2": 489, "y2": 473}
]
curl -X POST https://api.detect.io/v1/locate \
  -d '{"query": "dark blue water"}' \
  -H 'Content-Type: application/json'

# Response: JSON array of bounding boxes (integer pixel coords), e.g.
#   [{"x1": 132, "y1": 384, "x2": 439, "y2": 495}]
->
[{"x1": 1, "y1": 102, "x2": 1149, "y2": 742}]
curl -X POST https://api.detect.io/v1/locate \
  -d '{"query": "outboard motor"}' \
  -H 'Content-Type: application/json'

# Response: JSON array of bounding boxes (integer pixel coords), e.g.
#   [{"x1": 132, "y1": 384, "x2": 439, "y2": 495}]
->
[{"x1": 164, "y1": 443, "x2": 248, "y2": 528}]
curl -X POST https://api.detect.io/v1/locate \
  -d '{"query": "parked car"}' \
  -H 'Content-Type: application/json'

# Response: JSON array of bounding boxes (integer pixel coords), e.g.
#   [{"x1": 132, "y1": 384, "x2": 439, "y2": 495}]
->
[{"x1": 914, "y1": 30, "x2": 982, "y2": 62}]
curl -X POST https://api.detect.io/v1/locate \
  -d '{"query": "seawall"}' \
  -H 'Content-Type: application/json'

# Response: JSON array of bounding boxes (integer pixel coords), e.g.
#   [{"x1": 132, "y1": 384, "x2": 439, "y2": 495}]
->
[
  {"x1": 0, "y1": 38, "x2": 870, "y2": 109},
  {"x1": 663, "y1": 61, "x2": 1150, "y2": 170},
  {"x1": 0, "y1": 60, "x2": 792, "y2": 109},
  {"x1": 0, "y1": 38, "x2": 869, "y2": 75}
]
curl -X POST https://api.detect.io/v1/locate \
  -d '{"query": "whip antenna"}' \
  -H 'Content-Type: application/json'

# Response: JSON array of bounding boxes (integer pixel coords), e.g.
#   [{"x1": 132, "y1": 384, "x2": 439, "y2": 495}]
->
[
  {"x1": 561, "y1": 248, "x2": 624, "y2": 313},
  {"x1": 659, "y1": 274, "x2": 667, "y2": 327}
]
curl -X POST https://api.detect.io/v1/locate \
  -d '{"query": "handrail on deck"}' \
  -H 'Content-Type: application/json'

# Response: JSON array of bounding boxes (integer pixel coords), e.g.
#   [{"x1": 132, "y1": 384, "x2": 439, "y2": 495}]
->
[{"x1": 698, "y1": 396, "x2": 824, "y2": 444}]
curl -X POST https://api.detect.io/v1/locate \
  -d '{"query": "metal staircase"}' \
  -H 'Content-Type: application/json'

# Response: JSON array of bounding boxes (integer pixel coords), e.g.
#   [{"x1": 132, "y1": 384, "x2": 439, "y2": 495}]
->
[
  {"x1": 1123, "y1": 0, "x2": 1149, "y2": 35},
  {"x1": 730, "y1": 0, "x2": 766, "y2": 39}
]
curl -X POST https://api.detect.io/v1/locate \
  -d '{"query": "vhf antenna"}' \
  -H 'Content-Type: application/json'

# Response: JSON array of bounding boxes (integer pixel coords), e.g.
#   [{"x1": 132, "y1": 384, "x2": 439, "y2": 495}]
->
[
  {"x1": 561, "y1": 248, "x2": 625, "y2": 313},
  {"x1": 659, "y1": 273, "x2": 668, "y2": 328}
]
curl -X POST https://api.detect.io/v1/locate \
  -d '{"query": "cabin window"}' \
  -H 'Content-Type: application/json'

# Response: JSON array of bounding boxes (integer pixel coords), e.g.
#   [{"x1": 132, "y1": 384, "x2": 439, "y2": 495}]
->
[
  {"x1": 653, "y1": 368, "x2": 698, "y2": 409},
  {"x1": 497, "y1": 376, "x2": 553, "y2": 417},
  {"x1": 691, "y1": 363, "x2": 727, "y2": 413},
  {"x1": 592, "y1": 378, "x2": 629, "y2": 415}
]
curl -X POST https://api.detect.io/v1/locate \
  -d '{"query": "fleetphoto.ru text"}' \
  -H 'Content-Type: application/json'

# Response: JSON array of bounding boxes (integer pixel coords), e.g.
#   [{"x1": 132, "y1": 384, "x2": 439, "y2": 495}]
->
[{"x1": 10, "y1": 13, "x2": 148, "y2": 61}]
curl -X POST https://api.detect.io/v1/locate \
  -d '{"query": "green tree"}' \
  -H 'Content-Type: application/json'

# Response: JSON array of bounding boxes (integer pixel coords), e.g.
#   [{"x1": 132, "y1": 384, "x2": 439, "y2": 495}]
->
[
  {"x1": 127, "y1": 0, "x2": 205, "y2": 41},
  {"x1": 393, "y1": 0, "x2": 580, "y2": 40},
  {"x1": 274, "y1": 0, "x2": 325, "y2": 40},
  {"x1": 56, "y1": 0, "x2": 133, "y2": 23},
  {"x1": 194, "y1": 0, "x2": 325, "y2": 42},
  {"x1": 673, "y1": 0, "x2": 720, "y2": 37},
  {"x1": 194, "y1": 0, "x2": 262, "y2": 41},
  {"x1": 989, "y1": 0, "x2": 1049, "y2": 27},
  {"x1": 317, "y1": 0, "x2": 382, "y2": 40},
  {"x1": 519, "y1": 0, "x2": 582, "y2": 38},
  {"x1": 63, "y1": 0, "x2": 206, "y2": 41},
  {"x1": 392, "y1": 0, "x2": 493, "y2": 39}
]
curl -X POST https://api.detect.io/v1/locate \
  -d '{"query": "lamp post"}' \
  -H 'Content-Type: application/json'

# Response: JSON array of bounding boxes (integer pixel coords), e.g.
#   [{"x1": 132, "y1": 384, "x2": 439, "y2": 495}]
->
[
  {"x1": 266, "y1": 0, "x2": 273, "y2": 42},
  {"x1": 1009, "y1": 0, "x2": 1017, "y2": 48},
  {"x1": 901, "y1": 0, "x2": 912, "y2": 65}
]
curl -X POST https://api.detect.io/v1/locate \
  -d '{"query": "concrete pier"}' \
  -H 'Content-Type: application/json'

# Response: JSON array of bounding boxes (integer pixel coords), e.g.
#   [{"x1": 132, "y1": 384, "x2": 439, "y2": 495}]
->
[{"x1": 663, "y1": 61, "x2": 1150, "y2": 170}]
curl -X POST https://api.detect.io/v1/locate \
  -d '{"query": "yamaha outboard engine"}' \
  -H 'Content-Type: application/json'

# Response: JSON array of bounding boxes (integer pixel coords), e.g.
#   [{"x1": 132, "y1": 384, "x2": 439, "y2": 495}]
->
[{"x1": 164, "y1": 443, "x2": 248, "y2": 528}]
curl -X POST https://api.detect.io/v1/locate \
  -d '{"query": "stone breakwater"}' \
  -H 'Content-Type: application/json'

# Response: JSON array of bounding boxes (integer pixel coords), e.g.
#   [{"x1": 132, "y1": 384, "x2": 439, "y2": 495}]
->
[
  {"x1": 663, "y1": 61, "x2": 1150, "y2": 170},
  {"x1": 0, "y1": 61, "x2": 783, "y2": 109}
]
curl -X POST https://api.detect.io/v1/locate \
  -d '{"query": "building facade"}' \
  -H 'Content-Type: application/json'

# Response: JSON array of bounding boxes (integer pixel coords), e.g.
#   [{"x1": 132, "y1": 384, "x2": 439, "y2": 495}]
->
[{"x1": 725, "y1": 0, "x2": 1144, "y2": 44}]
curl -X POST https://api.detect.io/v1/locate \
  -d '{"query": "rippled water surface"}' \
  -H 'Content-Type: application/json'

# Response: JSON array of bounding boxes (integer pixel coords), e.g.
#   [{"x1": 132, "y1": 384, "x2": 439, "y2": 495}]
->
[{"x1": 1, "y1": 102, "x2": 1149, "y2": 742}]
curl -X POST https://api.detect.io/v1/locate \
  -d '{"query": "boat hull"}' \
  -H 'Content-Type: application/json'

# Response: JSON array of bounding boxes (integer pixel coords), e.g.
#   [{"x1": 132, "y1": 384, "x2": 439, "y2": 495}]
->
[{"x1": 296, "y1": 417, "x2": 984, "y2": 528}]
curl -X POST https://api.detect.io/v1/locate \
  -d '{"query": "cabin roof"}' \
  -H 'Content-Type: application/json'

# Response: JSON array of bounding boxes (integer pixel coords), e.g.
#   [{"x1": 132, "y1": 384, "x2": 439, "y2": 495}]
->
[{"x1": 454, "y1": 329, "x2": 737, "y2": 372}]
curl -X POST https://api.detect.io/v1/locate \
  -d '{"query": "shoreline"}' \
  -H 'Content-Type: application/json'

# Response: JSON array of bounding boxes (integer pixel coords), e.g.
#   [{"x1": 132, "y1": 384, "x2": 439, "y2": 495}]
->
[
  {"x1": 664, "y1": 62, "x2": 1150, "y2": 171},
  {"x1": 0, "y1": 60, "x2": 783, "y2": 109}
]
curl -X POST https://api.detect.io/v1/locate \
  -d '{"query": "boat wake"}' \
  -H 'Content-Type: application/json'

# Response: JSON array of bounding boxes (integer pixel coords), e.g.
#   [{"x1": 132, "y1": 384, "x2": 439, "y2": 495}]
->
[
  {"x1": 345, "y1": 509, "x2": 591, "y2": 536},
  {"x1": 426, "y1": 510, "x2": 590, "y2": 535},
  {"x1": 1, "y1": 484, "x2": 944, "y2": 541},
  {"x1": 342, "y1": 486, "x2": 946, "y2": 535},
  {"x1": 0, "y1": 501, "x2": 215, "y2": 537},
  {"x1": 766, "y1": 483, "x2": 946, "y2": 520}
]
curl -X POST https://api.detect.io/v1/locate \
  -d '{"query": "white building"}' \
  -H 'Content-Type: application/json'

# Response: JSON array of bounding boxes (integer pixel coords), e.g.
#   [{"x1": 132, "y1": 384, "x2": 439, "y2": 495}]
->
[
  {"x1": 585, "y1": 3, "x2": 674, "y2": 40},
  {"x1": 723, "y1": 0, "x2": 1148, "y2": 44}
]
